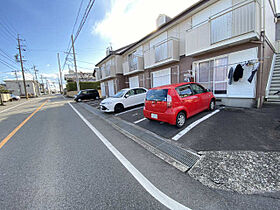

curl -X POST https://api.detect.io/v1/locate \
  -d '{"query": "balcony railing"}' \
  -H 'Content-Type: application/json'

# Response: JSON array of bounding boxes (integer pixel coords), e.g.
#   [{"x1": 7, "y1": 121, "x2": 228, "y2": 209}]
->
[
  {"x1": 96, "y1": 69, "x2": 102, "y2": 81},
  {"x1": 99, "y1": 65, "x2": 116, "y2": 80},
  {"x1": 123, "y1": 56, "x2": 144, "y2": 75},
  {"x1": 186, "y1": 1, "x2": 259, "y2": 55},
  {"x1": 144, "y1": 37, "x2": 179, "y2": 69},
  {"x1": 210, "y1": 1, "x2": 256, "y2": 44}
]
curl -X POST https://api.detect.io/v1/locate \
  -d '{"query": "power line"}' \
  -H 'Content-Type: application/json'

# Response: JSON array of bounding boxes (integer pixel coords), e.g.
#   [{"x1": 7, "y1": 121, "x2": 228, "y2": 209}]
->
[
  {"x1": 0, "y1": 22, "x2": 16, "y2": 39},
  {"x1": 0, "y1": 58, "x2": 17, "y2": 70},
  {"x1": 77, "y1": 66, "x2": 94, "y2": 70},
  {"x1": 0, "y1": 29, "x2": 16, "y2": 43},
  {"x1": 72, "y1": 0, "x2": 84, "y2": 35},
  {"x1": 0, "y1": 14, "x2": 18, "y2": 35},
  {"x1": 0, "y1": 70, "x2": 17, "y2": 74},
  {"x1": 0, "y1": 49, "x2": 18, "y2": 66},
  {"x1": 62, "y1": 0, "x2": 96, "y2": 71},
  {"x1": 68, "y1": 58, "x2": 95, "y2": 65}
]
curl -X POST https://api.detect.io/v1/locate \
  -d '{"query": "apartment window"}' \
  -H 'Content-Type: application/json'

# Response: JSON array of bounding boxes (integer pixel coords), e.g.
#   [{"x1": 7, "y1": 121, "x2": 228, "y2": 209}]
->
[
  {"x1": 128, "y1": 52, "x2": 137, "y2": 71},
  {"x1": 155, "y1": 41, "x2": 168, "y2": 62},
  {"x1": 196, "y1": 57, "x2": 228, "y2": 95},
  {"x1": 105, "y1": 64, "x2": 111, "y2": 77}
]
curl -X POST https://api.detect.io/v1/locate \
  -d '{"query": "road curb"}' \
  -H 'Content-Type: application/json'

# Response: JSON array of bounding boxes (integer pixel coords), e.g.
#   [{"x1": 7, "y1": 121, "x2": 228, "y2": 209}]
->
[{"x1": 80, "y1": 103, "x2": 200, "y2": 172}]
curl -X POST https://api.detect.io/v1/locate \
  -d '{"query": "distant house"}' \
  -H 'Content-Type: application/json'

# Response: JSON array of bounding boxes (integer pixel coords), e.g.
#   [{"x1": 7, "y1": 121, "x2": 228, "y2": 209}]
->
[
  {"x1": 4, "y1": 80, "x2": 40, "y2": 97},
  {"x1": 64, "y1": 70, "x2": 96, "y2": 82}
]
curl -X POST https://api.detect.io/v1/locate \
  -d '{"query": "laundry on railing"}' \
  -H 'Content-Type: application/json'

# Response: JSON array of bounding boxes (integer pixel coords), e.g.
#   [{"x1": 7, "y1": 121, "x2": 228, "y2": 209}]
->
[
  {"x1": 227, "y1": 59, "x2": 260, "y2": 84},
  {"x1": 248, "y1": 62, "x2": 260, "y2": 83}
]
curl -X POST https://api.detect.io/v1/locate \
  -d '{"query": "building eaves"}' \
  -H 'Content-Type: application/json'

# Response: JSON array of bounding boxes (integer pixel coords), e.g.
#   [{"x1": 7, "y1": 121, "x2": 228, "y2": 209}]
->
[{"x1": 95, "y1": 42, "x2": 136, "y2": 66}]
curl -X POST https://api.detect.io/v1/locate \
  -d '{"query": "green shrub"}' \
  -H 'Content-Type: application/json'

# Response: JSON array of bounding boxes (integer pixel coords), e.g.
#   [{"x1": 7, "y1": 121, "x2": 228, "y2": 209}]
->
[
  {"x1": 66, "y1": 81, "x2": 100, "y2": 91},
  {"x1": 0, "y1": 86, "x2": 10, "y2": 93}
]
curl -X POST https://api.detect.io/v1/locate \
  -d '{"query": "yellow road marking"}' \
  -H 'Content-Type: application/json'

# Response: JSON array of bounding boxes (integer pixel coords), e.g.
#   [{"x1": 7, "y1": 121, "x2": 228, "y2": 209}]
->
[{"x1": 0, "y1": 100, "x2": 48, "y2": 149}]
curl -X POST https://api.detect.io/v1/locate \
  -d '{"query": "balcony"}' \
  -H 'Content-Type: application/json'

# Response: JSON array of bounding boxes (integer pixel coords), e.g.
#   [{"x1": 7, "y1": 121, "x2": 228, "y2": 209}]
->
[
  {"x1": 186, "y1": 1, "x2": 260, "y2": 56},
  {"x1": 123, "y1": 56, "x2": 144, "y2": 75},
  {"x1": 96, "y1": 69, "x2": 102, "y2": 81},
  {"x1": 99, "y1": 65, "x2": 116, "y2": 81},
  {"x1": 144, "y1": 37, "x2": 179, "y2": 69}
]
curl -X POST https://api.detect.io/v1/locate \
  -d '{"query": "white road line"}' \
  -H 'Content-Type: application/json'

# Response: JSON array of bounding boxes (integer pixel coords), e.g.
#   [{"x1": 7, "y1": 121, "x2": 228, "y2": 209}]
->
[
  {"x1": 172, "y1": 109, "x2": 220, "y2": 141},
  {"x1": 68, "y1": 102, "x2": 190, "y2": 210},
  {"x1": 134, "y1": 118, "x2": 147, "y2": 124},
  {"x1": 114, "y1": 106, "x2": 144, "y2": 116},
  {"x1": 0, "y1": 100, "x2": 31, "y2": 114}
]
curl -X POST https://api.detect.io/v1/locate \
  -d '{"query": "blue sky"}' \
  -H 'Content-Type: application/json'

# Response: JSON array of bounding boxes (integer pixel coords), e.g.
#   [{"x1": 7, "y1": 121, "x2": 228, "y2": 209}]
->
[{"x1": 0, "y1": 0, "x2": 111, "y2": 84}]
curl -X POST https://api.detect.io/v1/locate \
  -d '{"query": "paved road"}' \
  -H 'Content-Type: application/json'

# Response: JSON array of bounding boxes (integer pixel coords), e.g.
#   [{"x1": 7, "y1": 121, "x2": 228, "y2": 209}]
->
[{"x1": 0, "y1": 95, "x2": 279, "y2": 209}]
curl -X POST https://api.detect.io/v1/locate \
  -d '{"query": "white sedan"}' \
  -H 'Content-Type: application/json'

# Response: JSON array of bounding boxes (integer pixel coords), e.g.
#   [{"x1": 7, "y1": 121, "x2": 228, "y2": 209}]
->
[{"x1": 100, "y1": 87, "x2": 147, "y2": 113}]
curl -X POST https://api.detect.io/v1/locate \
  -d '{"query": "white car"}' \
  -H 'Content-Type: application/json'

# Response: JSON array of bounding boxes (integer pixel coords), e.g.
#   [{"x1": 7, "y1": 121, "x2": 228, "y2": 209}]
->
[
  {"x1": 10, "y1": 94, "x2": 20, "y2": 100},
  {"x1": 100, "y1": 87, "x2": 147, "y2": 113}
]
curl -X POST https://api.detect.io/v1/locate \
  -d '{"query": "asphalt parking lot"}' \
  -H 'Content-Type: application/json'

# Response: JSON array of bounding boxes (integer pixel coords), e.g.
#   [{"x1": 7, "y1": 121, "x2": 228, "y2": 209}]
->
[
  {"x1": 116, "y1": 106, "x2": 215, "y2": 139},
  {"x1": 84, "y1": 99, "x2": 280, "y2": 153}
]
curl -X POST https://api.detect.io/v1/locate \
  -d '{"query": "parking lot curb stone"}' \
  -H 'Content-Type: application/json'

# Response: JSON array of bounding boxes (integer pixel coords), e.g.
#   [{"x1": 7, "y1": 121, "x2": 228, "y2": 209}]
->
[{"x1": 80, "y1": 103, "x2": 200, "y2": 172}]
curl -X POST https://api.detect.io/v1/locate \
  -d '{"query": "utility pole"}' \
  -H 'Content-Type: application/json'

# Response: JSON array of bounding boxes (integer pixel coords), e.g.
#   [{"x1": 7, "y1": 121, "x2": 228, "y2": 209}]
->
[
  {"x1": 33, "y1": 66, "x2": 39, "y2": 96},
  {"x1": 12, "y1": 70, "x2": 22, "y2": 96},
  {"x1": 57, "y1": 53, "x2": 63, "y2": 94},
  {"x1": 71, "y1": 34, "x2": 80, "y2": 92},
  {"x1": 17, "y1": 34, "x2": 28, "y2": 99},
  {"x1": 33, "y1": 65, "x2": 38, "y2": 81},
  {"x1": 45, "y1": 77, "x2": 49, "y2": 94},
  {"x1": 57, "y1": 77, "x2": 61, "y2": 94},
  {"x1": 40, "y1": 75, "x2": 45, "y2": 94}
]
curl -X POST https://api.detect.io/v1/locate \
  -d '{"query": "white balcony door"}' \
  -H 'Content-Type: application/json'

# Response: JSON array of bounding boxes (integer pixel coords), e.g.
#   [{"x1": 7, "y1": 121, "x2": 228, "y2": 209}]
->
[
  {"x1": 129, "y1": 76, "x2": 139, "y2": 88},
  {"x1": 108, "y1": 80, "x2": 115, "y2": 96},
  {"x1": 152, "y1": 68, "x2": 171, "y2": 88},
  {"x1": 101, "y1": 82, "x2": 106, "y2": 97}
]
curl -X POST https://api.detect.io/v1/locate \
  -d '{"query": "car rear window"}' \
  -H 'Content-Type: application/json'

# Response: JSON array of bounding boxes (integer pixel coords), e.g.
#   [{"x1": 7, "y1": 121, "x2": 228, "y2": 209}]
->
[{"x1": 146, "y1": 89, "x2": 168, "y2": 101}]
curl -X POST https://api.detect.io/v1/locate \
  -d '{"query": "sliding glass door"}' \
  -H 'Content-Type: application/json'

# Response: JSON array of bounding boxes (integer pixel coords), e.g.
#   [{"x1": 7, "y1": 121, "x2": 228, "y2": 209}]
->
[{"x1": 195, "y1": 57, "x2": 228, "y2": 95}]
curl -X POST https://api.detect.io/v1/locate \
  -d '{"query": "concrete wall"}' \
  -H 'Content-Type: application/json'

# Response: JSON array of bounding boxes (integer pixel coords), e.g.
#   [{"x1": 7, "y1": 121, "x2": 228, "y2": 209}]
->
[{"x1": 0, "y1": 93, "x2": 11, "y2": 102}]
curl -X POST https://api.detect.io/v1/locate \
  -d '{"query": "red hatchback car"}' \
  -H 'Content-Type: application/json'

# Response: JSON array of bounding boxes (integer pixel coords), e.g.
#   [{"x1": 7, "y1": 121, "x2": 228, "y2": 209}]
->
[{"x1": 143, "y1": 82, "x2": 216, "y2": 128}]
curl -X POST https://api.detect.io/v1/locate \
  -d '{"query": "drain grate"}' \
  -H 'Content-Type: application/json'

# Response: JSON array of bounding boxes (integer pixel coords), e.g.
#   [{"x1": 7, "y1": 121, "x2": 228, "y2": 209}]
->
[
  {"x1": 83, "y1": 103, "x2": 200, "y2": 171},
  {"x1": 157, "y1": 143, "x2": 200, "y2": 168}
]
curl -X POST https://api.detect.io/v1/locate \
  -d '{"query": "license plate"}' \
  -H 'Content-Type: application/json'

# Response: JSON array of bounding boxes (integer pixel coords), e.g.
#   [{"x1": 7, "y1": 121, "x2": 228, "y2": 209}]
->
[{"x1": 151, "y1": 113, "x2": 158, "y2": 119}]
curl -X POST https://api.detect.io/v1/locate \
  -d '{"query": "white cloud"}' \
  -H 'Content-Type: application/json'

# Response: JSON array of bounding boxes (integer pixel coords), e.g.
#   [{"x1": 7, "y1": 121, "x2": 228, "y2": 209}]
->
[
  {"x1": 41, "y1": 73, "x2": 58, "y2": 79},
  {"x1": 46, "y1": 64, "x2": 51, "y2": 67},
  {"x1": 93, "y1": 0, "x2": 199, "y2": 49}
]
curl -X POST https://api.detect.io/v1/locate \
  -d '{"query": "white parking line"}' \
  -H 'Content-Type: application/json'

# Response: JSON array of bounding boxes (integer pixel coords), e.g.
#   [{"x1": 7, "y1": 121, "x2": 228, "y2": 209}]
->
[
  {"x1": 172, "y1": 109, "x2": 220, "y2": 141},
  {"x1": 68, "y1": 102, "x2": 189, "y2": 210},
  {"x1": 114, "y1": 106, "x2": 144, "y2": 116},
  {"x1": 134, "y1": 118, "x2": 147, "y2": 124}
]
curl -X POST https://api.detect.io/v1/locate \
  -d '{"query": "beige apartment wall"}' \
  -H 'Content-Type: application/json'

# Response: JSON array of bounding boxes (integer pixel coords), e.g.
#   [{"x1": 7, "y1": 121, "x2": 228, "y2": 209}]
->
[
  {"x1": 264, "y1": 0, "x2": 276, "y2": 49},
  {"x1": 186, "y1": 22, "x2": 211, "y2": 55},
  {"x1": 115, "y1": 55, "x2": 124, "y2": 74}
]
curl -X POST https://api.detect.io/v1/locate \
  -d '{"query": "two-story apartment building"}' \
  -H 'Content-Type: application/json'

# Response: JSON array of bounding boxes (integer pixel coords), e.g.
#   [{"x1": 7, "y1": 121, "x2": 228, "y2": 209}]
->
[
  {"x1": 96, "y1": 45, "x2": 133, "y2": 97},
  {"x1": 96, "y1": 0, "x2": 277, "y2": 107}
]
